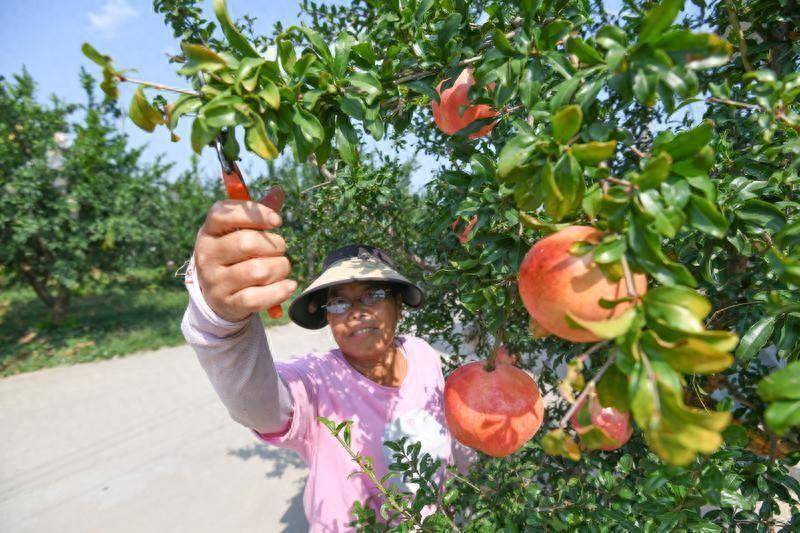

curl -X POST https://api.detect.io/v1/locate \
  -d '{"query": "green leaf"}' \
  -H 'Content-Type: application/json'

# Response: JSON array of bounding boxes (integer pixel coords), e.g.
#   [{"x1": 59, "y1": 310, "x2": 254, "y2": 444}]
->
[
  {"x1": 571, "y1": 140, "x2": 617, "y2": 165},
  {"x1": 167, "y1": 95, "x2": 202, "y2": 131},
  {"x1": 213, "y1": 0, "x2": 260, "y2": 57},
  {"x1": 551, "y1": 105, "x2": 583, "y2": 144},
  {"x1": 498, "y1": 134, "x2": 536, "y2": 180},
  {"x1": 764, "y1": 400, "x2": 800, "y2": 436},
  {"x1": 639, "y1": 0, "x2": 685, "y2": 44},
  {"x1": 736, "y1": 199, "x2": 787, "y2": 233},
  {"x1": 297, "y1": 24, "x2": 333, "y2": 64},
  {"x1": 565, "y1": 37, "x2": 604, "y2": 65},
  {"x1": 758, "y1": 362, "x2": 800, "y2": 402},
  {"x1": 593, "y1": 236, "x2": 626, "y2": 264},
  {"x1": 541, "y1": 19, "x2": 572, "y2": 50},
  {"x1": 543, "y1": 154, "x2": 583, "y2": 221},
  {"x1": 687, "y1": 194, "x2": 728, "y2": 238},
  {"x1": 333, "y1": 31, "x2": 355, "y2": 78},
  {"x1": 81, "y1": 42, "x2": 111, "y2": 66},
  {"x1": 735, "y1": 315, "x2": 777, "y2": 361},
  {"x1": 258, "y1": 79, "x2": 281, "y2": 110},
  {"x1": 245, "y1": 118, "x2": 279, "y2": 160},
  {"x1": 277, "y1": 33, "x2": 297, "y2": 72},
  {"x1": 129, "y1": 87, "x2": 164, "y2": 132},
  {"x1": 348, "y1": 72, "x2": 382, "y2": 105},
  {"x1": 335, "y1": 116, "x2": 359, "y2": 166},
  {"x1": 438, "y1": 13, "x2": 462, "y2": 51},
  {"x1": 541, "y1": 429, "x2": 581, "y2": 461},
  {"x1": 190, "y1": 116, "x2": 217, "y2": 154},
  {"x1": 634, "y1": 152, "x2": 672, "y2": 189},
  {"x1": 493, "y1": 29, "x2": 517, "y2": 56},
  {"x1": 644, "y1": 285, "x2": 711, "y2": 326},
  {"x1": 641, "y1": 331, "x2": 733, "y2": 374},
  {"x1": 178, "y1": 42, "x2": 228, "y2": 75},
  {"x1": 549, "y1": 75, "x2": 581, "y2": 111},
  {"x1": 597, "y1": 364, "x2": 630, "y2": 412},
  {"x1": 566, "y1": 307, "x2": 638, "y2": 340},
  {"x1": 655, "y1": 119, "x2": 714, "y2": 161},
  {"x1": 629, "y1": 360, "x2": 658, "y2": 430}
]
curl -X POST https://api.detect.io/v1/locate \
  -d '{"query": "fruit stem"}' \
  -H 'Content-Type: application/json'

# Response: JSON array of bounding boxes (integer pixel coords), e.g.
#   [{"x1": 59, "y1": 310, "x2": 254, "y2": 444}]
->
[
  {"x1": 116, "y1": 74, "x2": 202, "y2": 97},
  {"x1": 620, "y1": 255, "x2": 639, "y2": 299},
  {"x1": 484, "y1": 328, "x2": 505, "y2": 372},
  {"x1": 558, "y1": 352, "x2": 614, "y2": 428}
]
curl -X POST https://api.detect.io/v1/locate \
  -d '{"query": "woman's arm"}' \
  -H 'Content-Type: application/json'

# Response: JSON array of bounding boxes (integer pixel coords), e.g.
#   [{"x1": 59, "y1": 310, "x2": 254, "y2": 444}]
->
[{"x1": 181, "y1": 254, "x2": 293, "y2": 434}]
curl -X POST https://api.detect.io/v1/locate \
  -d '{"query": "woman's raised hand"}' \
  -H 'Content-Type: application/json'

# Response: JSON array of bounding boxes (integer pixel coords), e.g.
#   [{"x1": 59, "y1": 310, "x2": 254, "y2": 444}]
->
[{"x1": 193, "y1": 186, "x2": 297, "y2": 322}]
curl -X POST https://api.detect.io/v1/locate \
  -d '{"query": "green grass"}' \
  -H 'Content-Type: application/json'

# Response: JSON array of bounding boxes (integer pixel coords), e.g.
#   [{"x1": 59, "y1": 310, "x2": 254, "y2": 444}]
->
[{"x1": 0, "y1": 274, "x2": 298, "y2": 377}]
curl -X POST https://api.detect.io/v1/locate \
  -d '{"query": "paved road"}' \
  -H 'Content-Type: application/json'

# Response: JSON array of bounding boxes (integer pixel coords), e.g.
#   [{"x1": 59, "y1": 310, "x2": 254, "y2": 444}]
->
[{"x1": 0, "y1": 322, "x2": 344, "y2": 533}]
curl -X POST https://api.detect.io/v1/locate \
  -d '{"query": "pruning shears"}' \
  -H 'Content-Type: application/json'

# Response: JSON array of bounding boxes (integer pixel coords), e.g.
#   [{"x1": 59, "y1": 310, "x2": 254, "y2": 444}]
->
[{"x1": 212, "y1": 131, "x2": 284, "y2": 320}]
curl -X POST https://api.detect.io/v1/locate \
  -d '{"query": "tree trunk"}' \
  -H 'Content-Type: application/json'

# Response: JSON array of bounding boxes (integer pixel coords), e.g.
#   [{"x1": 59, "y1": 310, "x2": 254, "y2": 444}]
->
[
  {"x1": 20, "y1": 262, "x2": 72, "y2": 324},
  {"x1": 52, "y1": 287, "x2": 71, "y2": 325}
]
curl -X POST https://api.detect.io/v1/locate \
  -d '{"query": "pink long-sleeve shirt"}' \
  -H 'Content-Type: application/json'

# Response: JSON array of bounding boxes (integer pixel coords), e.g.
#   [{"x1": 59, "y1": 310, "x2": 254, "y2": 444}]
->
[{"x1": 180, "y1": 255, "x2": 469, "y2": 531}]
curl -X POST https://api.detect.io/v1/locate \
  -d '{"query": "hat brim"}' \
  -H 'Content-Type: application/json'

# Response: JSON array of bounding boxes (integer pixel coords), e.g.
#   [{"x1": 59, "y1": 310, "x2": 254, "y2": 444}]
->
[{"x1": 288, "y1": 257, "x2": 425, "y2": 330}]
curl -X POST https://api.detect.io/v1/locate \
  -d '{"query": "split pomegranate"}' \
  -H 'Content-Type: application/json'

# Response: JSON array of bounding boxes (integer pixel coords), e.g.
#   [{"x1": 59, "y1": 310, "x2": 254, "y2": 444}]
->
[
  {"x1": 432, "y1": 68, "x2": 498, "y2": 139},
  {"x1": 570, "y1": 393, "x2": 632, "y2": 451},
  {"x1": 444, "y1": 360, "x2": 544, "y2": 457},
  {"x1": 517, "y1": 225, "x2": 647, "y2": 343}
]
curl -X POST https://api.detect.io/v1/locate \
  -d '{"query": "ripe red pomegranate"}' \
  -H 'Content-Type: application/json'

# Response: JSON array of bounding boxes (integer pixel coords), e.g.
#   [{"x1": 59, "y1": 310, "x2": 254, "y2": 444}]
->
[
  {"x1": 517, "y1": 226, "x2": 647, "y2": 342},
  {"x1": 432, "y1": 68, "x2": 498, "y2": 138},
  {"x1": 444, "y1": 360, "x2": 544, "y2": 457},
  {"x1": 570, "y1": 393, "x2": 632, "y2": 451}
]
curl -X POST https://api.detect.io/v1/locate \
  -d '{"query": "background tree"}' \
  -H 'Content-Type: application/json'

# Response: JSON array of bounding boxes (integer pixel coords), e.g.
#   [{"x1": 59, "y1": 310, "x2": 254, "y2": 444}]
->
[
  {"x1": 0, "y1": 69, "x2": 171, "y2": 323},
  {"x1": 83, "y1": 0, "x2": 799, "y2": 528}
]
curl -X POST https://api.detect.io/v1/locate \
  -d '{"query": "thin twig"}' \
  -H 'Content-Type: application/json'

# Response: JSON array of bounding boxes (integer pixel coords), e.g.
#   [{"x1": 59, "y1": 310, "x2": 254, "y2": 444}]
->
[
  {"x1": 706, "y1": 301, "x2": 761, "y2": 326},
  {"x1": 331, "y1": 430, "x2": 425, "y2": 529},
  {"x1": 116, "y1": 75, "x2": 201, "y2": 97},
  {"x1": 301, "y1": 155, "x2": 337, "y2": 195},
  {"x1": 725, "y1": 0, "x2": 753, "y2": 72},
  {"x1": 706, "y1": 96, "x2": 759, "y2": 110},
  {"x1": 446, "y1": 467, "x2": 486, "y2": 496},
  {"x1": 620, "y1": 255, "x2": 639, "y2": 299},
  {"x1": 602, "y1": 176, "x2": 632, "y2": 188},
  {"x1": 558, "y1": 354, "x2": 615, "y2": 428},
  {"x1": 576, "y1": 340, "x2": 612, "y2": 365},
  {"x1": 629, "y1": 145, "x2": 647, "y2": 158}
]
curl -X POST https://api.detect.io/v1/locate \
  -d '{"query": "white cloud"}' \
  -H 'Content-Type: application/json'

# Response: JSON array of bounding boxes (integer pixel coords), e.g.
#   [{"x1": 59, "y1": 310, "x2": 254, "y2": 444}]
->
[{"x1": 88, "y1": 0, "x2": 138, "y2": 35}]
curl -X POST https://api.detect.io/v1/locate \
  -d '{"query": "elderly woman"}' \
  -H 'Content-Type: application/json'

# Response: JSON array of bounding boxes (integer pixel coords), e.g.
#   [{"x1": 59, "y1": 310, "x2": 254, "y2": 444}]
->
[{"x1": 181, "y1": 189, "x2": 464, "y2": 531}]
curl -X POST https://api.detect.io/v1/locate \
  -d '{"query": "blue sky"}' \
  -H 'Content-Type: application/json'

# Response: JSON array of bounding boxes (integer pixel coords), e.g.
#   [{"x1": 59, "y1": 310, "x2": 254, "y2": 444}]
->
[{"x1": 0, "y1": 0, "x2": 439, "y2": 192}]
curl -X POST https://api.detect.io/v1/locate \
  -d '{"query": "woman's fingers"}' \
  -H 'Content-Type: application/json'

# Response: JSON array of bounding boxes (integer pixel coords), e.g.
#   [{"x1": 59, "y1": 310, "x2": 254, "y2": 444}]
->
[
  {"x1": 229, "y1": 279, "x2": 298, "y2": 316},
  {"x1": 202, "y1": 199, "x2": 282, "y2": 236},
  {"x1": 212, "y1": 256, "x2": 292, "y2": 295},
  {"x1": 206, "y1": 229, "x2": 286, "y2": 265}
]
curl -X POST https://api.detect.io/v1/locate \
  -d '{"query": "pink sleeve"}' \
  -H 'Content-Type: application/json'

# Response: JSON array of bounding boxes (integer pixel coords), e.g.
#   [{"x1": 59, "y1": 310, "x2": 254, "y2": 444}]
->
[
  {"x1": 180, "y1": 253, "x2": 293, "y2": 434},
  {"x1": 252, "y1": 360, "x2": 318, "y2": 460}
]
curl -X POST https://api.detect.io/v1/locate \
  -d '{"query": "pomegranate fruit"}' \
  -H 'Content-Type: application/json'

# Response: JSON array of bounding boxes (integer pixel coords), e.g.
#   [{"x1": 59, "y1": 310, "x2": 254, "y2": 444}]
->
[
  {"x1": 432, "y1": 68, "x2": 498, "y2": 139},
  {"x1": 444, "y1": 360, "x2": 544, "y2": 457},
  {"x1": 570, "y1": 393, "x2": 632, "y2": 451},
  {"x1": 517, "y1": 225, "x2": 647, "y2": 342}
]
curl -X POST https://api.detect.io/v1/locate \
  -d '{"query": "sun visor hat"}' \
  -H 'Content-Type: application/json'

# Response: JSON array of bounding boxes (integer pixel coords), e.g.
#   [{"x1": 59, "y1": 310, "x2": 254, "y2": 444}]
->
[{"x1": 288, "y1": 244, "x2": 425, "y2": 329}]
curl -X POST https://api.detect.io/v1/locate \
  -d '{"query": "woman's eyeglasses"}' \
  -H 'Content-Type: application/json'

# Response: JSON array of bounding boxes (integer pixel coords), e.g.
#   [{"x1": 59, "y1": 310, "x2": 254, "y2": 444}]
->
[{"x1": 322, "y1": 288, "x2": 393, "y2": 314}]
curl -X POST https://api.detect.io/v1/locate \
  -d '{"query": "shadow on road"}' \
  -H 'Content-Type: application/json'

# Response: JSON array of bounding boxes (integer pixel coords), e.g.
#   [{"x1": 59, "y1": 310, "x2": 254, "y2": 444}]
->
[
  {"x1": 227, "y1": 443, "x2": 306, "y2": 478},
  {"x1": 227, "y1": 443, "x2": 309, "y2": 532}
]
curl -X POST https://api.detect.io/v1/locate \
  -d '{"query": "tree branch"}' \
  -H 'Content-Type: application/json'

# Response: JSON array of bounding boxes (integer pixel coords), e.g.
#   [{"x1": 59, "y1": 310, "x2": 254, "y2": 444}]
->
[
  {"x1": 116, "y1": 75, "x2": 201, "y2": 97},
  {"x1": 558, "y1": 353, "x2": 615, "y2": 428}
]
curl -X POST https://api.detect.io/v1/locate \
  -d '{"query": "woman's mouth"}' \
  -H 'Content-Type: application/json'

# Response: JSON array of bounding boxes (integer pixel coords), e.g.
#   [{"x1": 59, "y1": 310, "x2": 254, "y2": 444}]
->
[{"x1": 351, "y1": 327, "x2": 378, "y2": 337}]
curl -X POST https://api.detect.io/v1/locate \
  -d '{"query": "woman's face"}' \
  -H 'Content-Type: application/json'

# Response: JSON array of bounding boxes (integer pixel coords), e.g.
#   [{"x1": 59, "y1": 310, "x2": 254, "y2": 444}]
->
[{"x1": 325, "y1": 281, "x2": 403, "y2": 363}]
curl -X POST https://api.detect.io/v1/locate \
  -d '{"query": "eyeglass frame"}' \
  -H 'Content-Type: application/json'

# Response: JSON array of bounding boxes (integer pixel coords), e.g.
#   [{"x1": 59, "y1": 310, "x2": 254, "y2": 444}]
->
[{"x1": 321, "y1": 285, "x2": 396, "y2": 315}]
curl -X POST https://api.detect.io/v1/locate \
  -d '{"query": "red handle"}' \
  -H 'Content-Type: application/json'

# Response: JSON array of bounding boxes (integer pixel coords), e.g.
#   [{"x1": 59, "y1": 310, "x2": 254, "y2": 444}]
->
[{"x1": 222, "y1": 163, "x2": 284, "y2": 320}]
